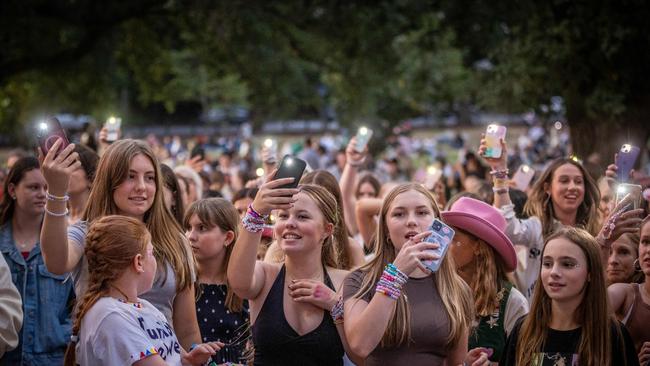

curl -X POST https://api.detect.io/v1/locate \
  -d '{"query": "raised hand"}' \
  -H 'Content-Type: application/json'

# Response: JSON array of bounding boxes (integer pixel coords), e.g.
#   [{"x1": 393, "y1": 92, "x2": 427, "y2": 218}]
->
[
  {"x1": 478, "y1": 134, "x2": 507, "y2": 171},
  {"x1": 39, "y1": 139, "x2": 80, "y2": 195},
  {"x1": 288, "y1": 279, "x2": 338, "y2": 311},
  {"x1": 346, "y1": 136, "x2": 368, "y2": 167},
  {"x1": 185, "y1": 155, "x2": 206, "y2": 173},
  {"x1": 392, "y1": 231, "x2": 439, "y2": 276},
  {"x1": 250, "y1": 170, "x2": 300, "y2": 216}
]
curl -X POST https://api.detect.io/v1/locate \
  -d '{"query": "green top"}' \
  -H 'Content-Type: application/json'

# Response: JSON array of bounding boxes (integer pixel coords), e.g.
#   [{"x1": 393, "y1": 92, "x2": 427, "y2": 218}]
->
[{"x1": 468, "y1": 281, "x2": 513, "y2": 362}]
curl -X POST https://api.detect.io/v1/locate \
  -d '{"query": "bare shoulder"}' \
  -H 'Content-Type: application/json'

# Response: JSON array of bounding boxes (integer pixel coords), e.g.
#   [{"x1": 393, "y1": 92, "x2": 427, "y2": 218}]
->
[{"x1": 607, "y1": 282, "x2": 635, "y2": 314}]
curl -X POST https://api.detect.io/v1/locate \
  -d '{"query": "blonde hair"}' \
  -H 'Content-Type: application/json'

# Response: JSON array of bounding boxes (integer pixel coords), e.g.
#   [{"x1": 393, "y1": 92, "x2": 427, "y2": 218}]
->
[
  {"x1": 83, "y1": 139, "x2": 193, "y2": 291},
  {"x1": 300, "y1": 170, "x2": 353, "y2": 269},
  {"x1": 524, "y1": 158, "x2": 600, "y2": 238},
  {"x1": 183, "y1": 198, "x2": 244, "y2": 312},
  {"x1": 516, "y1": 227, "x2": 623, "y2": 366},
  {"x1": 64, "y1": 215, "x2": 151, "y2": 366},
  {"x1": 352, "y1": 183, "x2": 474, "y2": 348}
]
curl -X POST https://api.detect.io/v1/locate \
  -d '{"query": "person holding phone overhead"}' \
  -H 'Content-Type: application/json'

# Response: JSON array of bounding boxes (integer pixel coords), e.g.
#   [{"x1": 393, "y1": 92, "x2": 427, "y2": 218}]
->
[
  {"x1": 0, "y1": 156, "x2": 76, "y2": 365},
  {"x1": 342, "y1": 183, "x2": 475, "y2": 366},
  {"x1": 39, "y1": 139, "x2": 201, "y2": 350},
  {"x1": 228, "y1": 169, "x2": 358, "y2": 365},
  {"x1": 501, "y1": 227, "x2": 638, "y2": 366},
  {"x1": 445, "y1": 197, "x2": 529, "y2": 363},
  {"x1": 478, "y1": 137, "x2": 643, "y2": 301}
]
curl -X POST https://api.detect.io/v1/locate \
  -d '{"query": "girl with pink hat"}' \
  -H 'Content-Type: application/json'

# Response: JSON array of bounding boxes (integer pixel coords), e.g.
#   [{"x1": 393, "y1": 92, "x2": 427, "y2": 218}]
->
[{"x1": 444, "y1": 197, "x2": 529, "y2": 363}]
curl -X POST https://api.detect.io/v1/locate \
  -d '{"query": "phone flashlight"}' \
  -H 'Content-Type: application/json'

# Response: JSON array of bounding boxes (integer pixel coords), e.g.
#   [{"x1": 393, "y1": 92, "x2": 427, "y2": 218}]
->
[
  {"x1": 621, "y1": 144, "x2": 632, "y2": 153},
  {"x1": 427, "y1": 166, "x2": 438, "y2": 175},
  {"x1": 359, "y1": 126, "x2": 368, "y2": 135},
  {"x1": 264, "y1": 138, "x2": 274, "y2": 148},
  {"x1": 522, "y1": 165, "x2": 530, "y2": 173},
  {"x1": 39, "y1": 122, "x2": 48, "y2": 131},
  {"x1": 285, "y1": 157, "x2": 294, "y2": 166},
  {"x1": 617, "y1": 185, "x2": 627, "y2": 195},
  {"x1": 256, "y1": 168, "x2": 265, "y2": 177}
]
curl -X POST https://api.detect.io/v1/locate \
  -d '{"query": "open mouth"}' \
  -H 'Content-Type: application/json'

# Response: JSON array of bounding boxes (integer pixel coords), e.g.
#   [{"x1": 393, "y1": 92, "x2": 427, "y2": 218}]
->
[
  {"x1": 282, "y1": 233, "x2": 302, "y2": 240},
  {"x1": 404, "y1": 231, "x2": 419, "y2": 240},
  {"x1": 547, "y1": 282, "x2": 565, "y2": 291}
]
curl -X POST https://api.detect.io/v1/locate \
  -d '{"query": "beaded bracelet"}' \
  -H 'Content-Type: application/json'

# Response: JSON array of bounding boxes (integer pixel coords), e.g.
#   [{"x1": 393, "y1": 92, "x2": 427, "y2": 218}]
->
[
  {"x1": 247, "y1": 203, "x2": 269, "y2": 220},
  {"x1": 493, "y1": 186, "x2": 509, "y2": 195},
  {"x1": 489, "y1": 169, "x2": 509, "y2": 180},
  {"x1": 242, "y1": 212, "x2": 265, "y2": 233},
  {"x1": 45, "y1": 207, "x2": 69, "y2": 217},
  {"x1": 330, "y1": 295, "x2": 344, "y2": 324},
  {"x1": 375, "y1": 263, "x2": 408, "y2": 300},
  {"x1": 601, "y1": 205, "x2": 629, "y2": 240},
  {"x1": 46, "y1": 191, "x2": 69, "y2": 202}
]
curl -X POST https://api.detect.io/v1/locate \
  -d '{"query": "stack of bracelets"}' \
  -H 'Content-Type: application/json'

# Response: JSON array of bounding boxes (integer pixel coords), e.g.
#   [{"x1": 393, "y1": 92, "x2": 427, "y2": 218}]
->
[
  {"x1": 490, "y1": 168, "x2": 509, "y2": 195},
  {"x1": 330, "y1": 296, "x2": 344, "y2": 324},
  {"x1": 242, "y1": 203, "x2": 268, "y2": 233},
  {"x1": 45, "y1": 191, "x2": 69, "y2": 217},
  {"x1": 375, "y1": 263, "x2": 408, "y2": 300}
]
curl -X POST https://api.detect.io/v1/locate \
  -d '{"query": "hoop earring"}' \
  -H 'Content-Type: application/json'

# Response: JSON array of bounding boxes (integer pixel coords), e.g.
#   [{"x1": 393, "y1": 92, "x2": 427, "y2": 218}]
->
[{"x1": 634, "y1": 259, "x2": 642, "y2": 272}]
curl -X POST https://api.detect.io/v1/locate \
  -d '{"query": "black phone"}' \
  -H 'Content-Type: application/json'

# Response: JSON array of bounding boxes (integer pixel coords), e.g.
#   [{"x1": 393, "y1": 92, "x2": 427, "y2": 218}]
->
[
  {"x1": 190, "y1": 145, "x2": 206, "y2": 160},
  {"x1": 37, "y1": 117, "x2": 70, "y2": 155},
  {"x1": 273, "y1": 155, "x2": 306, "y2": 189}
]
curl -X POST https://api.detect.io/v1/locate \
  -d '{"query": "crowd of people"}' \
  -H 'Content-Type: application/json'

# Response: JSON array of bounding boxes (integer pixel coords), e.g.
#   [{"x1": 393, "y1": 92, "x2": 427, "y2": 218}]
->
[{"x1": 0, "y1": 121, "x2": 648, "y2": 366}]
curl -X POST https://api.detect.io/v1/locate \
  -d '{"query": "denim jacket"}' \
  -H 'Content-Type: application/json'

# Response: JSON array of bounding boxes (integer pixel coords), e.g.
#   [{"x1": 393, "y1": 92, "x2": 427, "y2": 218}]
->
[{"x1": 0, "y1": 224, "x2": 74, "y2": 366}]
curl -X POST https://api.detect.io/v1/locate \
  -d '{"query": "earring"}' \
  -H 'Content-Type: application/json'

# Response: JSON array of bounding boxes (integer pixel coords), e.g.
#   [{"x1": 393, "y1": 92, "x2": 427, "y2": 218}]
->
[{"x1": 634, "y1": 259, "x2": 642, "y2": 272}]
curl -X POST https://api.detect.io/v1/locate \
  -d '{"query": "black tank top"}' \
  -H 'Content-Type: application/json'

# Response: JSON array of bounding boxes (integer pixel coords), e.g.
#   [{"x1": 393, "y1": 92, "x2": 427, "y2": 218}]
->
[{"x1": 252, "y1": 265, "x2": 344, "y2": 365}]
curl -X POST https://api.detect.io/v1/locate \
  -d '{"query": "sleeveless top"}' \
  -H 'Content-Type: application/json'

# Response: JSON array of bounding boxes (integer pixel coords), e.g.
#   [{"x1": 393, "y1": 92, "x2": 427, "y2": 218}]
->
[
  {"x1": 252, "y1": 265, "x2": 344, "y2": 365},
  {"x1": 623, "y1": 283, "x2": 650, "y2": 353},
  {"x1": 468, "y1": 281, "x2": 512, "y2": 362}
]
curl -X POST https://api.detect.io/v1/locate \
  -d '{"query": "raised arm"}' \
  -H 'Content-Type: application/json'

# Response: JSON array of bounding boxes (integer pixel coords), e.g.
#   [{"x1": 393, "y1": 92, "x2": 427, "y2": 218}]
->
[
  {"x1": 340, "y1": 137, "x2": 367, "y2": 236},
  {"x1": 39, "y1": 140, "x2": 85, "y2": 275},
  {"x1": 227, "y1": 174, "x2": 298, "y2": 300},
  {"x1": 355, "y1": 197, "x2": 382, "y2": 250}
]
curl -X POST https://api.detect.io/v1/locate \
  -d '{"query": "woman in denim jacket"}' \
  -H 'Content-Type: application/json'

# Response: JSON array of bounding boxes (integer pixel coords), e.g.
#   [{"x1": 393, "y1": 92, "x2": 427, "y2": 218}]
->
[{"x1": 0, "y1": 157, "x2": 75, "y2": 365}]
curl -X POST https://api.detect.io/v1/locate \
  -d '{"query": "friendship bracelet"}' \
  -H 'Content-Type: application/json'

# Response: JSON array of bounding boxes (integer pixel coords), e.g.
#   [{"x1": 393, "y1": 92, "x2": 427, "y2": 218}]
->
[
  {"x1": 493, "y1": 186, "x2": 509, "y2": 195},
  {"x1": 375, "y1": 263, "x2": 408, "y2": 300},
  {"x1": 247, "y1": 203, "x2": 269, "y2": 220},
  {"x1": 601, "y1": 205, "x2": 629, "y2": 240},
  {"x1": 45, "y1": 207, "x2": 69, "y2": 217},
  {"x1": 242, "y1": 212, "x2": 265, "y2": 233},
  {"x1": 489, "y1": 169, "x2": 509, "y2": 180},
  {"x1": 46, "y1": 192, "x2": 69, "y2": 202},
  {"x1": 331, "y1": 296, "x2": 344, "y2": 324},
  {"x1": 347, "y1": 160, "x2": 364, "y2": 167}
]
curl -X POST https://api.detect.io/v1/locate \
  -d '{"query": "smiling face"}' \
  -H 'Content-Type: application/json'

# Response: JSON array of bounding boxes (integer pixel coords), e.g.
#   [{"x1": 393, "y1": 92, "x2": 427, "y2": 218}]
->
[
  {"x1": 185, "y1": 213, "x2": 232, "y2": 263},
  {"x1": 385, "y1": 189, "x2": 436, "y2": 251},
  {"x1": 541, "y1": 237, "x2": 589, "y2": 304},
  {"x1": 275, "y1": 192, "x2": 332, "y2": 255},
  {"x1": 546, "y1": 163, "x2": 585, "y2": 215},
  {"x1": 113, "y1": 154, "x2": 156, "y2": 220},
  {"x1": 9, "y1": 169, "x2": 47, "y2": 217},
  {"x1": 597, "y1": 178, "x2": 614, "y2": 223},
  {"x1": 606, "y1": 234, "x2": 638, "y2": 284}
]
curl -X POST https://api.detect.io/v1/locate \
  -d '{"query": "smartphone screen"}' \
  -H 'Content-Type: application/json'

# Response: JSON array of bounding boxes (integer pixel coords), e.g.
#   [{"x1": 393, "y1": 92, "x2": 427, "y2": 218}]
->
[
  {"x1": 104, "y1": 117, "x2": 121, "y2": 142},
  {"x1": 615, "y1": 183, "x2": 642, "y2": 211},
  {"x1": 615, "y1": 144, "x2": 640, "y2": 183},
  {"x1": 273, "y1": 155, "x2": 307, "y2": 189},
  {"x1": 422, "y1": 219, "x2": 455, "y2": 272},
  {"x1": 354, "y1": 126, "x2": 373, "y2": 153},
  {"x1": 484, "y1": 124, "x2": 507, "y2": 159},
  {"x1": 37, "y1": 117, "x2": 70, "y2": 155}
]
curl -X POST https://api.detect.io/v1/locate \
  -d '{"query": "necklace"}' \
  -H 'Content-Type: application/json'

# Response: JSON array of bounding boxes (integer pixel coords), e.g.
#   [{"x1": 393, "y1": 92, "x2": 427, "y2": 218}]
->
[{"x1": 112, "y1": 285, "x2": 141, "y2": 308}]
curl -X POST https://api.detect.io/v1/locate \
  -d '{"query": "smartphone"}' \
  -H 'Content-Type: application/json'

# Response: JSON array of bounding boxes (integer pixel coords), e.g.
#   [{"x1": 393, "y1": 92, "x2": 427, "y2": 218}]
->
[
  {"x1": 354, "y1": 126, "x2": 373, "y2": 153},
  {"x1": 104, "y1": 116, "x2": 121, "y2": 142},
  {"x1": 422, "y1": 219, "x2": 455, "y2": 272},
  {"x1": 512, "y1": 165, "x2": 535, "y2": 191},
  {"x1": 37, "y1": 117, "x2": 70, "y2": 155},
  {"x1": 190, "y1": 145, "x2": 205, "y2": 160},
  {"x1": 424, "y1": 165, "x2": 443, "y2": 190},
  {"x1": 263, "y1": 138, "x2": 278, "y2": 164},
  {"x1": 615, "y1": 183, "x2": 642, "y2": 211},
  {"x1": 615, "y1": 144, "x2": 640, "y2": 183},
  {"x1": 273, "y1": 155, "x2": 307, "y2": 189},
  {"x1": 484, "y1": 124, "x2": 507, "y2": 159}
]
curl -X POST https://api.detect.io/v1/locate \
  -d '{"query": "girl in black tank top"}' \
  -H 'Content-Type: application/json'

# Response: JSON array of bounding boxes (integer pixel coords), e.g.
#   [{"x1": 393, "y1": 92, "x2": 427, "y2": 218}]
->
[
  {"x1": 227, "y1": 183, "x2": 353, "y2": 366},
  {"x1": 253, "y1": 265, "x2": 344, "y2": 365}
]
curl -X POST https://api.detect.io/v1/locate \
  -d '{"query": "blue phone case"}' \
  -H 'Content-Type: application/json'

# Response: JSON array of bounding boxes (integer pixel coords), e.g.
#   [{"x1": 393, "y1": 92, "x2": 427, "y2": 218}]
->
[{"x1": 422, "y1": 219, "x2": 455, "y2": 272}]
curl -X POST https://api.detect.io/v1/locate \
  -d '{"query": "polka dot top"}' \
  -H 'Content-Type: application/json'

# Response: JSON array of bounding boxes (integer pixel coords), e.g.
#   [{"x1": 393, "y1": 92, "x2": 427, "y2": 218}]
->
[{"x1": 196, "y1": 283, "x2": 250, "y2": 364}]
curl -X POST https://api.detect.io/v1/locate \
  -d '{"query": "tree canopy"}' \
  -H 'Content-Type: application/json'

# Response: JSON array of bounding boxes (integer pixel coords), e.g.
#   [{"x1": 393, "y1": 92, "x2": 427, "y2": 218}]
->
[{"x1": 1, "y1": 0, "x2": 649, "y2": 158}]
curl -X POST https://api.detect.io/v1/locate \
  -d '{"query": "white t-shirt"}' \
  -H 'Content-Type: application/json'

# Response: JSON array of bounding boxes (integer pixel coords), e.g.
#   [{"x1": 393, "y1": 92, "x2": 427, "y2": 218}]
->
[{"x1": 76, "y1": 297, "x2": 183, "y2": 366}]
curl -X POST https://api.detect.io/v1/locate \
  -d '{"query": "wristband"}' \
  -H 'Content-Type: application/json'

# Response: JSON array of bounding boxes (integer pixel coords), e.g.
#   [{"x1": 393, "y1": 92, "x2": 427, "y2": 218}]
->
[
  {"x1": 46, "y1": 191, "x2": 69, "y2": 202},
  {"x1": 247, "y1": 203, "x2": 269, "y2": 220},
  {"x1": 493, "y1": 187, "x2": 509, "y2": 195},
  {"x1": 330, "y1": 296, "x2": 344, "y2": 324},
  {"x1": 45, "y1": 207, "x2": 69, "y2": 217},
  {"x1": 490, "y1": 169, "x2": 509, "y2": 180}
]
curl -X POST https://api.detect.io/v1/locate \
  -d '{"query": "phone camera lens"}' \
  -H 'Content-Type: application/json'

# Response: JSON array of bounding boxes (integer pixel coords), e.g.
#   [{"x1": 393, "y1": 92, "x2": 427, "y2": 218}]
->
[{"x1": 433, "y1": 222, "x2": 441, "y2": 230}]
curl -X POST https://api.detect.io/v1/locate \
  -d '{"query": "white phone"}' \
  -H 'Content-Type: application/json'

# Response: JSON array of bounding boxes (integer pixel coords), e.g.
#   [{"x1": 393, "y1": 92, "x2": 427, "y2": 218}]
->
[
  {"x1": 354, "y1": 126, "x2": 373, "y2": 153},
  {"x1": 512, "y1": 165, "x2": 535, "y2": 191},
  {"x1": 105, "y1": 116, "x2": 121, "y2": 142}
]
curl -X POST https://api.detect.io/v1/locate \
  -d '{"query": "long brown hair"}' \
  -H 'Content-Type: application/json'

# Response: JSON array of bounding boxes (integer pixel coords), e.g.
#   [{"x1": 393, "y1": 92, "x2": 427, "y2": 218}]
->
[
  {"x1": 64, "y1": 215, "x2": 151, "y2": 366},
  {"x1": 0, "y1": 157, "x2": 40, "y2": 225},
  {"x1": 300, "y1": 170, "x2": 353, "y2": 269},
  {"x1": 352, "y1": 183, "x2": 474, "y2": 348},
  {"x1": 183, "y1": 198, "x2": 244, "y2": 312},
  {"x1": 82, "y1": 139, "x2": 192, "y2": 291},
  {"x1": 516, "y1": 227, "x2": 622, "y2": 366},
  {"x1": 524, "y1": 158, "x2": 600, "y2": 238}
]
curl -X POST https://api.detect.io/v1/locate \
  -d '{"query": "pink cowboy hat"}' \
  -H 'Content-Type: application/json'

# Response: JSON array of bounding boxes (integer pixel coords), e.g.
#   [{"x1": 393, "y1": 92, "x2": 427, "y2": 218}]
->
[{"x1": 441, "y1": 197, "x2": 517, "y2": 272}]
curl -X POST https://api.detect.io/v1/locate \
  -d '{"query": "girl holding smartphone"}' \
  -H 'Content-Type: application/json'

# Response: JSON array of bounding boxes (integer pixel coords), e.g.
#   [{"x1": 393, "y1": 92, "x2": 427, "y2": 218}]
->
[
  {"x1": 40, "y1": 139, "x2": 201, "y2": 349},
  {"x1": 342, "y1": 183, "x2": 474, "y2": 365}
]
